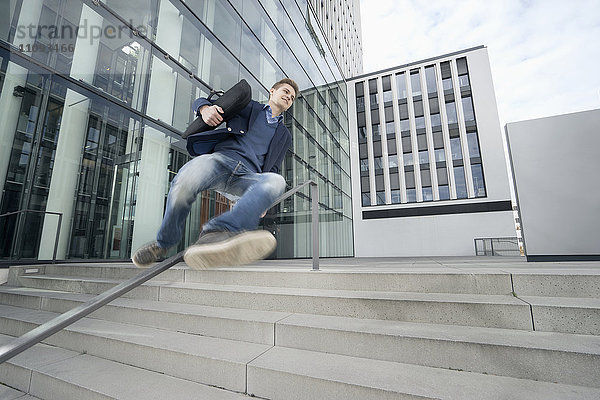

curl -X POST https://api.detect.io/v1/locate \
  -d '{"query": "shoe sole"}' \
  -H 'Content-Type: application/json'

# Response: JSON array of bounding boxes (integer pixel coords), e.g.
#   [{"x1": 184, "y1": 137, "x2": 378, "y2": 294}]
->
[
  {"x1": 132, "y1": 258, "x2": 151, "y2": 269},
  {"x1": 183, "y1": 230, "x2": 276, "y2": 270}
]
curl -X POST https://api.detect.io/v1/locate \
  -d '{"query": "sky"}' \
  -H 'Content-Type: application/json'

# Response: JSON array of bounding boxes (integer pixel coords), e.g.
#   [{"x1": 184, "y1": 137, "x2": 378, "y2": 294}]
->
[{"x1": 358, "y1": 0, "x2": 600, "y2": 127}]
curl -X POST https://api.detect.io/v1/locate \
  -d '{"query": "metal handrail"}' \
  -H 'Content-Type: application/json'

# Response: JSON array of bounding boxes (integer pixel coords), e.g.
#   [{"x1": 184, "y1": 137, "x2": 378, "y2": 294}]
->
[
  {"x1": 0, "y1": 210, "x2": 63, "y2": 263},
  {"x1": 0, "y1": 181, "x2": 319, "y2": 364}
]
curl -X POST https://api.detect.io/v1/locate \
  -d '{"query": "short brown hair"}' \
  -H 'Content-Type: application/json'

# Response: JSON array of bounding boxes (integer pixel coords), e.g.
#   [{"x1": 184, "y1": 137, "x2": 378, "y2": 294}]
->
[{"x1": 272, "y1": 78, "x2": 298, "y2": 97}]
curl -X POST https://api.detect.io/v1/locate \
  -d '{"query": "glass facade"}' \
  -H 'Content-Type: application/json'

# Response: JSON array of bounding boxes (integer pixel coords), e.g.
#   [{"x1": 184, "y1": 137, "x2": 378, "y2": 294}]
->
[
  {"x1": 0, "y1": 0, "x2": 354, "y2": 261},
  {"x1": 354, "y1": 54, "x2": 487, "y2": 206}
]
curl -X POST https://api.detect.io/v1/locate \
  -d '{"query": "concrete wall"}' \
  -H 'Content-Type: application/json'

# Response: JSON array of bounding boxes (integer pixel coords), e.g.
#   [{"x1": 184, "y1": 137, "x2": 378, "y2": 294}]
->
[
  {"x1": 505, "y1": 109, "x2": 600, "y2": 259},
  {"x1": 348, "y1": 47, "x2": 515, "y2": 257}
]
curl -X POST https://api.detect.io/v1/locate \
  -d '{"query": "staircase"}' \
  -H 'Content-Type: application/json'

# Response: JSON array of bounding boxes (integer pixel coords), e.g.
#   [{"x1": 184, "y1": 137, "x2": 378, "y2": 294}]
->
[{"x1": 0, "y1": 258, "x2": 599, "y2": 399}]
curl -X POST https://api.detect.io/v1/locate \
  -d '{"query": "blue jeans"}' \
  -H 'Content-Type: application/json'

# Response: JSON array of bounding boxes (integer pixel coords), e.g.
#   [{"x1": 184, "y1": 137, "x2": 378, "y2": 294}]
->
[{"x1": 156, "y1": 153, "x2": 286, "y2": 249}]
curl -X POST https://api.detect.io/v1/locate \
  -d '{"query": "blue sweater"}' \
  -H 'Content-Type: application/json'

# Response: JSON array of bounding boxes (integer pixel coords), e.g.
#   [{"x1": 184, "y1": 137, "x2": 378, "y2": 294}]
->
[
  {"x1": 215, "y1": 105, "x2": 279, "y2": 172},
  {"x1": 187, "y1": 98, "x2": 292, "y2": 174}
]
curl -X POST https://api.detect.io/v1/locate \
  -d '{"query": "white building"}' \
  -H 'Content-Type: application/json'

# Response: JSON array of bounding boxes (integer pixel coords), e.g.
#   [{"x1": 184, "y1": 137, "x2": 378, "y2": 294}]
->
[
  {"x1": 505, "y1": 109, "x2": 600, "y2": 261},
  {"x1": 347, "y1": 46, "x2": 515, "y2": 257}
]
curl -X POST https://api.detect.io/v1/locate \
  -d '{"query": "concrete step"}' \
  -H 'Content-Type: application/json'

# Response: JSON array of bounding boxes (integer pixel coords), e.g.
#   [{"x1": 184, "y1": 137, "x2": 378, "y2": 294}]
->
[
  {"x1": 11, "y1": 274, "x2": 533, "y2": 329},
  {"x1": 0, "y1": 384, "x2": 41, "y2": 400},
  {"x1": 0, "y1": 305, "x2": 271, "y2": 392},
  {"x1": 0, "y1": 286, "x2": 289, "y2": 345},
  {"x1": 521, "y1": 295, "x2": 600, "y2": 335},
  {"x1": 13, "y1": 263, "x2": 600, "y2": 297},
  {"x1": 9, "y1": 263, "x2": 514, "y2": 294},
  {"x1": 1, "y1": 286, "x2": 598, "y2": 387},
  {"x1": 11, "y1": 272, "x2": 600, "y2": 333},
  {"x1": 0, "y1": 334, "x2": 252, "y2": 399},
  {"x1": 183, "y1": 268, "x2": 515, "y2": 294},
  {"x1": 512, "y1": 272, "x2": 600, "y2": 297},
  {"x1": 275, "y1": 313, "x2": 600, "y2": 388},
  {"x1": 247, "y1": 346, "x2": 600, "y2": 400},
  {"x1": 8, "y1": 264, "x2": 185, "y2": 286}
]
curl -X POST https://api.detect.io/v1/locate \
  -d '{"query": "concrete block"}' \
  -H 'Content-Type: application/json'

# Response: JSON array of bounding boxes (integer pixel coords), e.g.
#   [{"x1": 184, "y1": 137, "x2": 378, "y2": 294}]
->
[
  {"x1": 247, "y1": 347, "x2": 600, "y2": 400},
  {"x1": 159, "y1": 283, "x2": 533, "y2": 329},
  {"x1": 0, "y1": 384, "x2": 41, "y2": 400},
  {"x1": 522, "y1": 296, "x2": 600, "y2": 335},
  {"x1": 513, "y1": 274, "x2": 600, "y2": 297},
  {"x1": 17, "y1": 276, "x2": 160, "y2": 300},
  {"x1": 29, "y1": 354, "x2": 252, "y2": 400},
  {"x1": 186, "y1": 270, "x2": 513, "y2": 294},
  {"x1": 275, "y1": 314, "x2": 600, "y2": 387},
  {"x1": 43, "y1": 264, "x2": 185, "y2": 283}
]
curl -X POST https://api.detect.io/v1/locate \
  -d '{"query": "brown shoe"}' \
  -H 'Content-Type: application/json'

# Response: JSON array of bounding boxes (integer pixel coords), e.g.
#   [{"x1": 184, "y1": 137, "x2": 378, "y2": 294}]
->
[{"x1": 183, "y1": 230, "x2": 276, "y2": 270}]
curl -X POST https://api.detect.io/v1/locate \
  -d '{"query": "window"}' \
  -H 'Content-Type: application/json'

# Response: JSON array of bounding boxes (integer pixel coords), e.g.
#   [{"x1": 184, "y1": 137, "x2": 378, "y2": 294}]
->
[
  {"x1": 415, "y1": 116, "x2": 425, "y2": 130},
  {"x1": 403, "y1": 152, "x2": 413, "y2": 166},
  {"x1": 459, "y1": 75, "x2": 470, "y2": 88},
  {"x1": 435, "y1": 148, "x2": 446, "y2": 162},
  {"x1": 423, "y1": 187, "x2": 433, "y2": 202},
  {"x1": 391, "y1": 190, "x2": 401, "y2": 204},
  {"x1": 445, "y1": 102, "x2": 458, "y2": 124},
  {"x1": 442, "y1": 77, "x2": 453, "y2": 91},
  {"x1": 385, "y1": 121, "x2": 395, "y2": 136},
  {"x1": 358, "y1": 126, "x2": 367, "y2": 142},
  {"x1": 356, "y1": 96, "x2": 364, "y2": 112},
  {"x1": 374, "y1": 157, "x2": 383, "y2": 172},
  {"x1": 360, "y1": 158, "x2": 369, "y2": 172},
  {"x1": 396, "y1": 72, "x2": 407, "y2": 99},
  {"x1": 431, "y1": 113, "x2": 441, "y2": 127},
  {"x1": 369, "y1": 78, "x2": 377, "y2": 93},
  {"x1": 400, "y1": 119, "x2": 410, "y2": 133},
  {"x1": 425, "y1": 66, "x2": 437, "y2": 94},
  {"x1": 472, "y1": 164, "x2": 486, "y2": 197},
  {"x1": 407, "y1": 188, "x2": 417, "y2": 203},
  {"x1": 450, "y1": 137, "x2": 463, "y2": 160},
  {"x1": 370, "y1": 93, "x2": 378, "y2": 108},
  {"x1": 388, "y1": 154, "x2": 399, "y2": 168},
  {"x1": 439, "y1": 185, "x2": 450, "y2": 200},
  {"x1": 437, "y1": 167, "x2": 449, "y2": 185},
  {"x1": 383, "y1": 90, "x2": 393, "y2": 105},
  {"x1": 419, "y1": 150, "x2": 429, "y2": 165},
  {"x1": 372, "y1": 124, "x2": 380, "y2": 138},
  {"x1": 410, "y1": 70, "x2": 421, "y2": 96},
  {"x1": 362, "y1": 193, "x2": 371, "y2": 206},
  {"x1": 462, "y1": 97, "x2": 475, "y2": 121},
  {"x1": 454, "y1": 166, "x2": 468, "y2": 199},
  {"x1": 376, "y1": 191, "x2": 386, "y2": 205},
  {"x1": 467, "y1": 132, "x2": 480, "y2": 158}
]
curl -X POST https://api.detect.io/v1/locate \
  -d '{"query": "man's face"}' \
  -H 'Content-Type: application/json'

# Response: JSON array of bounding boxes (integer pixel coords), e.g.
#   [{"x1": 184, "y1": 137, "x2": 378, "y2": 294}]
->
[{"x1": 270, "y1": 84, "x2": 296, "y2": 111}]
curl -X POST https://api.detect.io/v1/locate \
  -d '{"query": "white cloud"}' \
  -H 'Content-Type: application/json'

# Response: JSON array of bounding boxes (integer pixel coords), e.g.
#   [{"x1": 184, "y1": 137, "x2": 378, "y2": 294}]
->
[{"x1": 359, "y1": 0, "x2": 600, "y2": 125}]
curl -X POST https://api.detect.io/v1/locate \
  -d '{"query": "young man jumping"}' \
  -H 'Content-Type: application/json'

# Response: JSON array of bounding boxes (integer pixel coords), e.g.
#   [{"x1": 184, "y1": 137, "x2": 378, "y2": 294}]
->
[{"x1": 132, "y1": 78, "x2": 298, "y2": 269}]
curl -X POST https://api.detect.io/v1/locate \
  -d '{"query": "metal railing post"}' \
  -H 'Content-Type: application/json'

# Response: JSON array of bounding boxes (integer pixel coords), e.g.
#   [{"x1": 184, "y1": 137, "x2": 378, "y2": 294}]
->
[
  {"x1": 52, "y1": 213, "x2": 62, "y2": 264},
  {"x1": 311, "y1": 182, "x2": 319, "y2": 271}
]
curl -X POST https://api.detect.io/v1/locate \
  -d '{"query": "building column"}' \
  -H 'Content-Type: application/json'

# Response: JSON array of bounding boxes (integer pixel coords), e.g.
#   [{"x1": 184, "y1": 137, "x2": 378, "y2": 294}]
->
[
  {"x1": 38, "y1": 4, "x2": 103, "y2": 259},
  {"x1": 130, "y1": 0, "x2": 183, "y2": 252}
]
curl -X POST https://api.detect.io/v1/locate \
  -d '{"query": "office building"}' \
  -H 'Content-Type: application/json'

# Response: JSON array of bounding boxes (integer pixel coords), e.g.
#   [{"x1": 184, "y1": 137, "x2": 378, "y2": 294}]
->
[
  {"x1": 0, "y1": 0, "x2": 360, "y2": 261},
  {"x1": 348, "y1": 46, "x2": 516, "y2": 257}
]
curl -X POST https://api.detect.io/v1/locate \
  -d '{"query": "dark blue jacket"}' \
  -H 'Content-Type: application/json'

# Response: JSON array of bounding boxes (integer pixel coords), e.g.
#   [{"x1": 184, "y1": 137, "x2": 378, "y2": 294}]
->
[{"x1": 186, "y1": 98, "x2": 292, "y2": 174}]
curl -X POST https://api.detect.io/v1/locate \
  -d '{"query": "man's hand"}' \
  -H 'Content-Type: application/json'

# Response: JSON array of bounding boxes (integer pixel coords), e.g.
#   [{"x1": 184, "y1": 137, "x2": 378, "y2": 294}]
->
[{"x1": 199, "y1": 104, "x2": 224, "y2": 126}]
